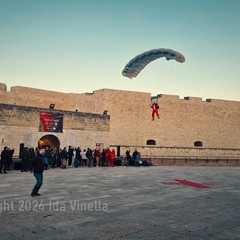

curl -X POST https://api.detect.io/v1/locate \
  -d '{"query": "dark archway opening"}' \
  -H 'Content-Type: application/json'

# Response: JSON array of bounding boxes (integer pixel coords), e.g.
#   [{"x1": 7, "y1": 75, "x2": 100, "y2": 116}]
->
[{"x1": 38, "y1": 135, "x2": 60, "y2": 149}]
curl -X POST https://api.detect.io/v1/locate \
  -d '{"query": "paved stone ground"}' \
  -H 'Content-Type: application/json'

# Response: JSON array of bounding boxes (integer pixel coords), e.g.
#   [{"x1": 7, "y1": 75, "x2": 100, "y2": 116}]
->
[{"x1": 0, "y1": 166, "x2": 240, "y2": 240}]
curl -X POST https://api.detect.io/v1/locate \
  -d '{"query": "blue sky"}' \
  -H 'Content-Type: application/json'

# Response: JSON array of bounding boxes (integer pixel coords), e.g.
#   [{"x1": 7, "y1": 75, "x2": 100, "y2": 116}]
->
[{"x1": 0, "y1": 0, "x2": 240, "y2": 101}]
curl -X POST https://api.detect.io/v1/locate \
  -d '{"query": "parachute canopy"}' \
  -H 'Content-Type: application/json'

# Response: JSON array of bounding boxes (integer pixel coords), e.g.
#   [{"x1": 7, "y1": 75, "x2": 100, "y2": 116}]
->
[{"x1": 122, "y1": 48, "x2": 185, "y2": 79}]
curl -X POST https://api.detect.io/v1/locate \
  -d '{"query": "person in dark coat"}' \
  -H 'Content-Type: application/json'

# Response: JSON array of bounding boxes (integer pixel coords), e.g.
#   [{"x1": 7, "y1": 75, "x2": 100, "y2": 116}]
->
[
  {"x1": 101, "y1": 149, "x2": 106, "y2": 167},
  {"x1": 21, "y1": 147, "x2": 30, "y2": 172},
  {"x1": 125, "y1": 149, "x2": 131, "y2": 167},
  {"x1": 0, "y1": 146, "x2": 8, "y2": 173},
  {"x1": 56, "y1": 148, "x2": 63, "y2": 168},
  {"x1": 132, "y1": 149, "x2": 139, "y2": 166},
  {"x1": 28, "y1": 147, "x2": 36, "y2": 170},
  {"x1": 68, "y1": 146, "x2": 74, "y2": 167},
  {"x1": 75, "y1": 147, "x2": 82, "y2": 167},
  {"x1": 61, "y1": 147, "x2": 68, "y2": 169},
  {"x1": 50, "y1": 147, "x2": 57, "y2": 168},
  {"x1": 6, "y1": 148, "x2": 14, "y2": 171},
  {"x1": 31, "y1": 149, "x2": 45, "y2": 197},
  {"x1": 86, "y1": 148, "x2": 93, "y2": 168}
]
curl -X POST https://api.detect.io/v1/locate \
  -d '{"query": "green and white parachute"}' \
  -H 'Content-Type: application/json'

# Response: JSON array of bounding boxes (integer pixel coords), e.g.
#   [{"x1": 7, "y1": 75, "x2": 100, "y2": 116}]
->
[{"x1": 122, "y1": 48, "x2": 185, "y2": 79}]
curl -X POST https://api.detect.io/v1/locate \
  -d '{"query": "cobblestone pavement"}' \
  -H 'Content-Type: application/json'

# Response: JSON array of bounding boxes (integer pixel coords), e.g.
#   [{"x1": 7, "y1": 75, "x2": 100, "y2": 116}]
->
[{"x1": 0, "y1": 166, "x2": 240, "y2": 240}]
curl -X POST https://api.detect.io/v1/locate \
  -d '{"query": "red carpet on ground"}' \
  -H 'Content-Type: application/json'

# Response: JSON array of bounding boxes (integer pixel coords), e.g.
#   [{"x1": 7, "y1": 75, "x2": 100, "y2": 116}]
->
[
  {"x1": 161, "y1": 179, "x2": 210, "y2": 188},
  {"x1": 175, "y1": 179, "x2": 209, "y2": 188}
]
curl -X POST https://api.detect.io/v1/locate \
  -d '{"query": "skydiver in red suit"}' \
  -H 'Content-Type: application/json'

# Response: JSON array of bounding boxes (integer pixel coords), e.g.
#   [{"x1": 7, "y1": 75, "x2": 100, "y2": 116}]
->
[{"x1": 151, "y1": 103, "x2": 160, "y2": 121}]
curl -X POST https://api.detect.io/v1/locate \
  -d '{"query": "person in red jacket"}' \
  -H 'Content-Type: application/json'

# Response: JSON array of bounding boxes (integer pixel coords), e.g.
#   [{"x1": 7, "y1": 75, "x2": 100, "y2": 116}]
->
[
  {"x1": 94, "y1": 149, "x2": 101, "y2": 167},
  {"x1": 151, "y1": 102, "x2": 160, "y2": 121},
  {"x1": 110, "y1": 149, "x2": 116, "y2": 167},
  {"x1": 106, "y1": 148, "x2": 111, "y2": 166}
]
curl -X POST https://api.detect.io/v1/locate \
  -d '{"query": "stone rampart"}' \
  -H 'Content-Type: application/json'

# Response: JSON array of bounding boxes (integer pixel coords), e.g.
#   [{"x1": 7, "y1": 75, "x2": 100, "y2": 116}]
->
[{"x1": 0, "y1": 83, "x2": 240, "y2": 158}]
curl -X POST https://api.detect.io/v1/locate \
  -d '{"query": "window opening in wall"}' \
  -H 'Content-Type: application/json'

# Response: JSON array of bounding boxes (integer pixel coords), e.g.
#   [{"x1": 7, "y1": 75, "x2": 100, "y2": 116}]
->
[
  {"x1": 146, "y1": 139, "x2": 156, "y2": 145},
  {"x1": 194, "y1": 141, "x2": 203, "y2": 147}
]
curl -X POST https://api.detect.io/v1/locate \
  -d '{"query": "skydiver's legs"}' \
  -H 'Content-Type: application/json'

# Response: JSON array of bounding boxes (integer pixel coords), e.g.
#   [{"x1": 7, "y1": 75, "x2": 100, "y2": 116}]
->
[
  {"x1": 152, "y1": 110, "x2": 159, "y2": 120},
  {"x1": 152, "y1": 111, "x2": 155, "y2": 120}
]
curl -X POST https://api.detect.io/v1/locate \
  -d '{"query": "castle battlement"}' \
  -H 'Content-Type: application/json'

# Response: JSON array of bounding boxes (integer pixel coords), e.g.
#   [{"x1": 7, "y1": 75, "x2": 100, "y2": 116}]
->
[{"x1": 0, "y1": 82, "x2": 240, "y2": 158}]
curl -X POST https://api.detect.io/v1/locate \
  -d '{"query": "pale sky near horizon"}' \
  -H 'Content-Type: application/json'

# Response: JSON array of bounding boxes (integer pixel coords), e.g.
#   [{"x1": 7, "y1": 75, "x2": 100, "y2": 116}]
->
[{"x1": 0, "y1": 0, "x2": 240, "y2": 101}]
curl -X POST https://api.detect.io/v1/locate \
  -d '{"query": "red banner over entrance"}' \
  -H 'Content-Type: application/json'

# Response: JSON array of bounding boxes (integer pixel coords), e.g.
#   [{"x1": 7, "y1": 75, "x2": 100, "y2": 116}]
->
[{"x1": 39, "y1": 112, "x2": 63, "y2": 133}]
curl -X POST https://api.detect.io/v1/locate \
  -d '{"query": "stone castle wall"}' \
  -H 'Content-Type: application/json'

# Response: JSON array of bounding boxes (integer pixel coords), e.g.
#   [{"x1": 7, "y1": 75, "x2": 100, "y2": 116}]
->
[
  {"x1": 73, "y1": 89, "x2": 240, "y2": 149},
  {"x1": 0, "y1": 102, "x2": 110, "y2": 156},
  {"x1": 0, "y1": 83, "x2": 240, "y2": 158}
]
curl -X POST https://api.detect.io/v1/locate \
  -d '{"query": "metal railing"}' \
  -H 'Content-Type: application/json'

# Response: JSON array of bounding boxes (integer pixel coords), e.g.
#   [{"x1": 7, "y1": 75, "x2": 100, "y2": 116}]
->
[{"x1": 118, "y1": 155, "x2": 240, "y2": 165}]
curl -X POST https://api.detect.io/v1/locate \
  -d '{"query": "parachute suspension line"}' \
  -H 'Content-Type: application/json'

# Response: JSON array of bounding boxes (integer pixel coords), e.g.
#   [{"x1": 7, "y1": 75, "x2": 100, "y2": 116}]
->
[{"x1": 165, "y1": 64, "x2": 176, "y2": 82}]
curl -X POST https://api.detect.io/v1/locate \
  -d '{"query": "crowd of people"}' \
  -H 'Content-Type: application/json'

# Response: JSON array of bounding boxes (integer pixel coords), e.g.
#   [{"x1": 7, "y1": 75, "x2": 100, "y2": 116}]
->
[
  {"x1": 0, "y1": 145, "x2": 152, "y2": 174},
  {"x1": 0, "y1": 146, "x2": 117, "y2": 172}
]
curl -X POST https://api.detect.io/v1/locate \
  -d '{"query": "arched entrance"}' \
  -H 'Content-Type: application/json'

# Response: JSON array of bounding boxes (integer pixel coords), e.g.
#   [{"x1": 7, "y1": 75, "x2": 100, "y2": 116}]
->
[{"x1": 38, "y1": 134, "x2": 60, "y2": 149}]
